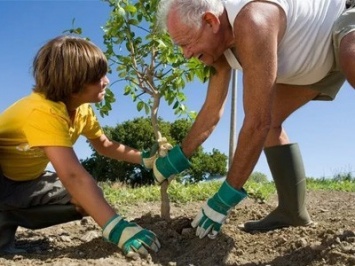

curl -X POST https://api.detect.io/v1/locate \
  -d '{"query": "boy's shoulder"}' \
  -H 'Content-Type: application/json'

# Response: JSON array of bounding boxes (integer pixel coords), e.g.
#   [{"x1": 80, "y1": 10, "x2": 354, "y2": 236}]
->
[{"x1": 26, "y1": 93, "x2": 67, "y2": 116}]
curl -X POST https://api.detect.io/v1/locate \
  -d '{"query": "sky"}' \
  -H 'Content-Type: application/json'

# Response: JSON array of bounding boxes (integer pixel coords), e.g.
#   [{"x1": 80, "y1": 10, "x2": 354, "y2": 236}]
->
[{"x1": 1, "y1": 0, "x2": 355, "y2": 180}]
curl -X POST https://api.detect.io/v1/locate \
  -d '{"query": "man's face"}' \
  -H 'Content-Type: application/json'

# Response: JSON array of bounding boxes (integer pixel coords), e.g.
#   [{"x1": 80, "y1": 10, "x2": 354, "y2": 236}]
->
[{"x1": 167, "y1": 10, "x2": 220, "y2": 66}]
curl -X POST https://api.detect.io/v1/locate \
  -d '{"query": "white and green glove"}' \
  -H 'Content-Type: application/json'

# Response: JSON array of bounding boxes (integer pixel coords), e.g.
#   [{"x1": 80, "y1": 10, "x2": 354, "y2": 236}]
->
[
  {"x1": 153, "y1": 145, "x2": 191, "y2": 184},
  {"x1": 191, "y1": 180, "x2": 247, "y2": 239},
  {"x1": 103, "y1": 214, "x2": 160, "y2": 258},
  {"x1": 141, "y1": 143, "x2": 159, "y2": 170}
]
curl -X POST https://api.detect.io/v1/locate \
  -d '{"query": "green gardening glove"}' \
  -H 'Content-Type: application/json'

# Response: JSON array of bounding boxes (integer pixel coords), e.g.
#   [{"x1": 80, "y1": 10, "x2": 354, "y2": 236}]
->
[
  {"x1": 153, "y1": 145, "x2": 191, "y2": 184},
  {"x1": 102, "y1": 214, "x2": 160, "y2": 258},
  {"x1": 191, "y1": 180, "x2": 247, "y2": 239},
  {"x1": 141, "y1": 142, "x2": 159, "y2": 170}
]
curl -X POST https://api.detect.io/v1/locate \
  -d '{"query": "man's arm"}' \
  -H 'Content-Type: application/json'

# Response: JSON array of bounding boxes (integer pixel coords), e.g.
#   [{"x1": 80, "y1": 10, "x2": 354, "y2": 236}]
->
[
  {"x1": 181, "y1": 56, "x2": 232, "y2": 157},
  {"x1": 151, "y1": 57, "x2": 231, "y2": 184},
  {"x1": 226, "y1": 2, "x2": 286, "y2": 189}
]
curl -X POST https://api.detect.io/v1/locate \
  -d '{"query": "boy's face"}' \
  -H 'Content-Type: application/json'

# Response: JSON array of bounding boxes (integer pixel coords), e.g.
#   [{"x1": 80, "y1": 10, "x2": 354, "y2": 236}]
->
[{"x1": 75, "y1": 75, "x2": 109, "y2": 104}]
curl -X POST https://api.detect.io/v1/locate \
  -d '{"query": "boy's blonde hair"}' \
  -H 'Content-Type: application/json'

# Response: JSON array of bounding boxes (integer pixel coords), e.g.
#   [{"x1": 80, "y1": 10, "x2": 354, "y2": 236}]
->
[{"x1": 32, "y1": 35, "x2": 108, "y2": 102}]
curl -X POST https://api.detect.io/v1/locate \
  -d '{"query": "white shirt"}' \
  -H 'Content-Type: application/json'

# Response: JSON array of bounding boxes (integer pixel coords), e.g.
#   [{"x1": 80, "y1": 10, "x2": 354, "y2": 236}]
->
[{"x1": 223, "y1": 0, "x2": 346, "y2": 85}]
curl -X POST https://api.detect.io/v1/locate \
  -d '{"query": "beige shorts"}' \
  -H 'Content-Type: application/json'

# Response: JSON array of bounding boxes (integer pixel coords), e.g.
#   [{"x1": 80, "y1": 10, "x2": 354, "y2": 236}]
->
[{"x1": 311, "y1": 7, "x2": 355, "y2": 101}]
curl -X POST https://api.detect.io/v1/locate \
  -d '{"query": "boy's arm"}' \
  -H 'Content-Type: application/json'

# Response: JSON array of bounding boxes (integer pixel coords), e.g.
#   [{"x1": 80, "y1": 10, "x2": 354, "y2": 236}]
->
[
  {"x1": 89, "y1": 134, "x2": 157, "y2": 169},
  {"x1": 44, "y1": 146, "x2": 116, "y2": 226},
  {"x1": 43, "y1": 146, "x2": 160, "y2": 257},
  {"x1": 89, "y1": 134, "x2": 141, "y2": 164}
]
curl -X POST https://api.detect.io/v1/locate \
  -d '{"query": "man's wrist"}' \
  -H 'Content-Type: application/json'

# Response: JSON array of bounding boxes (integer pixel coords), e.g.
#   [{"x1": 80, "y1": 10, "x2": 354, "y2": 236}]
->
[
  {"x1": 217, "y1": 180, "x2": 247, "y2": 207},
  {"x1": 169, "y1": 145, "x2": 191, "y2": 172},
  {"x1": 155, "y1": 145, "x2": 191, "y2": 178}
]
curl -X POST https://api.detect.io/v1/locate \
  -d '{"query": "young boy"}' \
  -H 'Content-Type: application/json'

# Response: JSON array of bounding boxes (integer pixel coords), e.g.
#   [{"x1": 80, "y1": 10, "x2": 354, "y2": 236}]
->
[{"x1": 0, "y1": 35, "x2": 160, "y2": 258}]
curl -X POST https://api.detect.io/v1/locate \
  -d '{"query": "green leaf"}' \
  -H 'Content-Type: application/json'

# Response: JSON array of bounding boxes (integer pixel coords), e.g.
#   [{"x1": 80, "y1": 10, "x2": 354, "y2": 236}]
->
[
  {"x1": 125, "y1": 5, "x2": 137, "y2": 13},
  {"x1": 156, "y1": 39, "x2": 167, "y2": 48},
  {"x1": 124, "y1": 86, "x2": 131, "y2": 95},
  {"x1": 173, "y1": 101, "x2": 179, "y2": 109},
  {"x1": 137, "y1": 101, "x2": 144, "y2": 111}
]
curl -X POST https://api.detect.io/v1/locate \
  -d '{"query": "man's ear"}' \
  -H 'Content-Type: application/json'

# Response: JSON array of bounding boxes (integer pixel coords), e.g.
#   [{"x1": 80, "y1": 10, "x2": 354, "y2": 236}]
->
[{"x1": 203, "y1": 12, "x2": 220, "y2": 33}]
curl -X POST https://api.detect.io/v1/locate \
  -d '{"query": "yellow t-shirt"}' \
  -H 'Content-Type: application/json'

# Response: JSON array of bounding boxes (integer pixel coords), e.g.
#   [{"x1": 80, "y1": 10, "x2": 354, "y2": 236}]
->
[{"x1": 0, "y1": 92, "x2": 104, "y2": 181}]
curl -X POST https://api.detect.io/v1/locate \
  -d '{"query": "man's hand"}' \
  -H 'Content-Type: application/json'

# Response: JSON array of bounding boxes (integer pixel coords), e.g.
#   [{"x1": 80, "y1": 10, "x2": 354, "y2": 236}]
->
[
  {"x1": 141, "y1": 143, "x2": 159, "y2": 170},
  {"x1": 191, "y1": 180, "x2": 247, "y2": 239},
  {"x1": 153, "y1": 145, "x2": 190, "y2": 184},
  {"x1": 103, "y1": 214, "x2": 160, "y2": 258}
]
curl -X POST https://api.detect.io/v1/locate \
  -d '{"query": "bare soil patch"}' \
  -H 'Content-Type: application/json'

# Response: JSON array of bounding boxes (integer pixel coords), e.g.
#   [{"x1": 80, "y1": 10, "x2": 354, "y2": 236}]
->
[{"x1": 1, "y1": 190, "x2": 354, "y2": 266}]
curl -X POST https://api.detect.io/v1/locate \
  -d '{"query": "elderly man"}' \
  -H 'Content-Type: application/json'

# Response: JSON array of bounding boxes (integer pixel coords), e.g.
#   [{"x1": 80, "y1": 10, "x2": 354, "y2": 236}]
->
[{"x1": 153, "y1": 0, "x2": 355, "y2": 239}]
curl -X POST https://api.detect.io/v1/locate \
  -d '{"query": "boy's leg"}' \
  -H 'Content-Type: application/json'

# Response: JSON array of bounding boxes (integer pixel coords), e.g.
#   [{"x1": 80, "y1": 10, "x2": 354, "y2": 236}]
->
[{"x1": 0, "y1": 171, "x2": 82, "y2": 253}]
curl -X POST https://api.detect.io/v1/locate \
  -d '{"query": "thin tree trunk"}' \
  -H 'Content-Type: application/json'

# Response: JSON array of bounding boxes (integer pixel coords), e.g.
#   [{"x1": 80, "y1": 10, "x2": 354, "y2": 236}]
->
[
  {"x1": 160, "y1": 180, "x2": 170, "y2": 220},
  {"x1": 151, "y1": 93, "x2": 171, "y2": 220}
]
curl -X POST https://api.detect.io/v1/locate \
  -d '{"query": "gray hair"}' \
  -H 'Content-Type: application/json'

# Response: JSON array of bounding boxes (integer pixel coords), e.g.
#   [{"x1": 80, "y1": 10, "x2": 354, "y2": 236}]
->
[{"x1": 157, "y1": 0, "x2": 225, "y2": 31}]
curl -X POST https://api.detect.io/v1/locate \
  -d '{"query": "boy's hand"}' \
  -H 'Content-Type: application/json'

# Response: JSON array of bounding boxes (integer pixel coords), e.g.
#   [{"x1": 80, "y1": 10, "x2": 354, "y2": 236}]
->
[
  {"x1": 141, "y1": 143, "x2": 159, "y2": 169},
  {"x1": 153, "y1": 145, "x2": 190, "y2": 184},
  {"x1": 103, "y1": 214, "x2": 160, "y2": 258}
]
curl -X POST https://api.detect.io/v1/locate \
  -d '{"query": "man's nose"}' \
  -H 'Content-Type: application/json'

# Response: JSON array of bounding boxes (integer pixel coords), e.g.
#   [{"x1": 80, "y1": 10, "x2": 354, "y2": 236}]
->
[{"x1": 182, "y1": 47, "x2": 193, "y2": 59}]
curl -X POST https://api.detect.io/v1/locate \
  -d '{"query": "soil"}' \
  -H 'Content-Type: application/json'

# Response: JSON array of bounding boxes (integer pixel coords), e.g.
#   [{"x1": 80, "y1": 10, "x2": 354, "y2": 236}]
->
[{"x1": 1, "y1": 190, "x2": 354, "y2": 266}]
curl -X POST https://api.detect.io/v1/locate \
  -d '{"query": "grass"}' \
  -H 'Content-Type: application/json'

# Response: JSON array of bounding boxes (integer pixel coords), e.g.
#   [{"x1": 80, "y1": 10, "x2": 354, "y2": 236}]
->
[{"x1": 100, "y1": 174, "x2": 355, "y2": 206}]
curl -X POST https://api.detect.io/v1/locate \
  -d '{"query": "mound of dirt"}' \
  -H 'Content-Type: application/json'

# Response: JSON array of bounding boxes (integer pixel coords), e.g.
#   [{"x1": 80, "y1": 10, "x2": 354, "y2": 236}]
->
[{"x1": 1, "y1": 190, "x2": 354, "y2": 266}]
